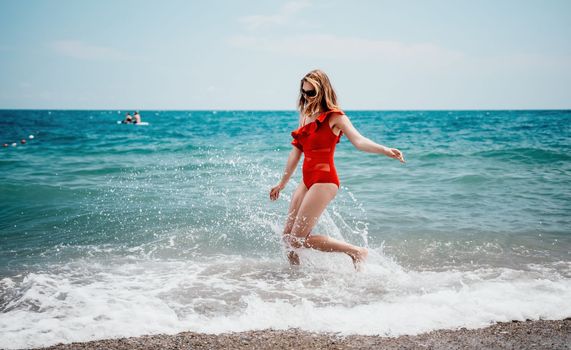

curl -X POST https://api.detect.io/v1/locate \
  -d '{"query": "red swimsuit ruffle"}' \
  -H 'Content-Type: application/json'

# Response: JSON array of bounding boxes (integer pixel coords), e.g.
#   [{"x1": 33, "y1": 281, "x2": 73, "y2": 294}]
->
[{"x1": 290, "y1": 109, "x2": 344, "y2": 188}]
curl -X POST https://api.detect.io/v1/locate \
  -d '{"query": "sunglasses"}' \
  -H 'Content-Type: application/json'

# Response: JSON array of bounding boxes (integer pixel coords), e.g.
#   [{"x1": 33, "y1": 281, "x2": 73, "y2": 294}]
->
[{"x1": 301, "y1": 88, "x2": 317, "y2": 97}]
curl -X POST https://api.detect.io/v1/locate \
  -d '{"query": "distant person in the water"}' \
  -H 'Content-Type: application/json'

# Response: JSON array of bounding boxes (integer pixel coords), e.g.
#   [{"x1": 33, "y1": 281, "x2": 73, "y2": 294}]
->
[
  {"x1": 270, "y1": 69, "x2": 405, "y2": 269},
  {"x1": 133, "y1": 111, "x2": 142, "y2": 124},
  {"x1": 123, "y1": 112, "x2": 133, "y2": 124}
]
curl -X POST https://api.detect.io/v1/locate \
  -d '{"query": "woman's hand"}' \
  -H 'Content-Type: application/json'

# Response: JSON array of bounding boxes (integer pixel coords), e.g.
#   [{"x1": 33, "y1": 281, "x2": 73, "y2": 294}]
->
[
  {"x1": 269, "y1": 183, "x2": 284, "y2": 201},
  {"x1": 387, "y1": 148, "x2": 405, "y2": 163}
]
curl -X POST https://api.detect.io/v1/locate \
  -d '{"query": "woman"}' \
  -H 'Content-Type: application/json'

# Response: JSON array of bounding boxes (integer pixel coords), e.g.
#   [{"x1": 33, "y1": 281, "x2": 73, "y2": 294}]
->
[{"x1": 270, "y1": 69, "x2": 405, "y2": 268}]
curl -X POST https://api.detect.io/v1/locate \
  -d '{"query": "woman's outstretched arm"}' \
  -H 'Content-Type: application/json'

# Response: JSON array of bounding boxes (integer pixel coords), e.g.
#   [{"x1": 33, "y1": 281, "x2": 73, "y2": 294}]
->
[
  {"x1": 333, "y1": 114, "x2": 405, "y2": 163},
  {"x1": 270, "y1": 147, "x2": 302, "y2": 200}
]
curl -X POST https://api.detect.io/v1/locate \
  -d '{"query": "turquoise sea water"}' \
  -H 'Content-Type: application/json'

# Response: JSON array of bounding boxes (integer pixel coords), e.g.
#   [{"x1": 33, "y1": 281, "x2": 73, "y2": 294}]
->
[{"x1": 1, "y1": 110, "x2": 570, "y2": 348}]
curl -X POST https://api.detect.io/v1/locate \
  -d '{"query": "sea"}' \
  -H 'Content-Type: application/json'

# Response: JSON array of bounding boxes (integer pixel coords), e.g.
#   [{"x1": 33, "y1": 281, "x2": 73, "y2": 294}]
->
[{"x1": 0, "y1": 110, "x2": 570, "y2": 349}]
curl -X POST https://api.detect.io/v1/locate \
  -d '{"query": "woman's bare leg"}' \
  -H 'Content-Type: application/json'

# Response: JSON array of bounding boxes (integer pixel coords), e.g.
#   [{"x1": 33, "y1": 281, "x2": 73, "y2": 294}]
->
[
  {"x1": 286, "y1": 183, "x2": 368, "y2": 268},
  {"x1": 304, "y1": 235, "x2": 368, "y2": 266},
  {"x1": 282, "y1": 182, "x2": 309, "y2": 265}
]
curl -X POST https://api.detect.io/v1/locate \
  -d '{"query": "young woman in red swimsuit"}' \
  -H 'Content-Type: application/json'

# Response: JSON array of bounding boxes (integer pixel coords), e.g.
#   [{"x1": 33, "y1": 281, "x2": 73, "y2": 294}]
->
[{"x1": 270, "y1": 69, "x2": 405, "y2": 268}]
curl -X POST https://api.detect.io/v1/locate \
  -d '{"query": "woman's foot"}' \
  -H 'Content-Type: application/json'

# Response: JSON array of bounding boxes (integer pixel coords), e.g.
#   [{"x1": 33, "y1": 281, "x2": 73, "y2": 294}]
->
[
  {"x1": 350, "y1": 247, "x2": 368, "y2": 270},
  {"x1": 287, "y1": 251, "x2": 300, "y2": 265}
]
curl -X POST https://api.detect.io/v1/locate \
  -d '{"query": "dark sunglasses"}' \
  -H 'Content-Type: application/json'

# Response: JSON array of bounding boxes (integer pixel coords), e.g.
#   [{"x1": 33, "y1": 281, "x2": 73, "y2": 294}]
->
[{"x1": 301, "y1": 89, "x2": 317, "y2": 97}]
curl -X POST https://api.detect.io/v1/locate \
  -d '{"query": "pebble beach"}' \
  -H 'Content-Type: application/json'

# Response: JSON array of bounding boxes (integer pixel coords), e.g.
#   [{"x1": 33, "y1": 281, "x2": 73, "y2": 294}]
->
[{"x1": 31, "y1": 319, "x2": 570, "y2": 350}]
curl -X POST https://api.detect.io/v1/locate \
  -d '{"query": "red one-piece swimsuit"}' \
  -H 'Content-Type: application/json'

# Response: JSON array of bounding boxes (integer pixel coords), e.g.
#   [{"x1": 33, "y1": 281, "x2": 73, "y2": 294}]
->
[{"x1": 291, "y1": 109, "x2": 344, "y2": 189}]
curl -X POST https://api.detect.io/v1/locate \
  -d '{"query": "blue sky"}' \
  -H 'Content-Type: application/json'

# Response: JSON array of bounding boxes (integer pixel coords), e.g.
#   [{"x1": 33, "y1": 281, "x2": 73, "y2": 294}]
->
[{"x1": 0, "y1": 0, "x2": 570, "y2": 110}]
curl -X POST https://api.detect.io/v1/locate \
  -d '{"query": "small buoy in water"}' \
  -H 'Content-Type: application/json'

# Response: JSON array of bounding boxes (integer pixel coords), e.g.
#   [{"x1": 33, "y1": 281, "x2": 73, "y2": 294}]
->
[
  {"x1": 21, "y1": 139, "x2": 27, "y2": 144},
  {"x1": 29, "y1": 135, "x2": 35, "y2": 139},
  {"x1": 11, "y1": 143, "x2": 17, "y2": 147},
  {"x1": 2, "y1": 143, "x2": 8, "y2": 148}
]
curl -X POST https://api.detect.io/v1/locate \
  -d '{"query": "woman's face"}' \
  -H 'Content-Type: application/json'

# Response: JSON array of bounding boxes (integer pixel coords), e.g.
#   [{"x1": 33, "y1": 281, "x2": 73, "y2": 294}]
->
[{"x1": 301, "y1": 81, "x2": 317, "y2": 98}]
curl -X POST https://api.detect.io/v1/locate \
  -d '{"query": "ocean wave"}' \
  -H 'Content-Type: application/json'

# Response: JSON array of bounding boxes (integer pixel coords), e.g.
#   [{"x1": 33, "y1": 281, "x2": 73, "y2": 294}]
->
[
  {"x1": 0, "y1": 253, "x2": 569, "y2": 349},
  {"x1": 474, "y1": 148, "x2": 571, "y2": 163},
  {"x1": 442, "y1": 173, "x2": 490, "y2": 185}
]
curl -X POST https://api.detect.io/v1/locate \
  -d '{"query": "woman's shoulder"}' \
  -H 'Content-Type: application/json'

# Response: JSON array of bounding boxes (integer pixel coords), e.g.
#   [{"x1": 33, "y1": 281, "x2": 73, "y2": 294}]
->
[
  {"x1": 317, "y1": 108, "x2": 342, "y2": 115},
  {"x1": 327, "y1": 109, "x2": 346, "y2": 121}
]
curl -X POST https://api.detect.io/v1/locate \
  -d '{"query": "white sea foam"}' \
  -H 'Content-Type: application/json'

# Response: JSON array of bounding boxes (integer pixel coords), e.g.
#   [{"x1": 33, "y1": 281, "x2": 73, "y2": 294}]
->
[{"x1": 0, "y1": 250, "x2": 570, "y2": 349}]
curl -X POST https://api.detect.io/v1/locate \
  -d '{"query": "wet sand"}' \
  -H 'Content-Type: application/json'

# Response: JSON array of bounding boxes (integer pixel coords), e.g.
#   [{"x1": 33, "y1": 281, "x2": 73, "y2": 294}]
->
[{"x1": 33, "y1": 318, "x2": 570, "y2": 350}]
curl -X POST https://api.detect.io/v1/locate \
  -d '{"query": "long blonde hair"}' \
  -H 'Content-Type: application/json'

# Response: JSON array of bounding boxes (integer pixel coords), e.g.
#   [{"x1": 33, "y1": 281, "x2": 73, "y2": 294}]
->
[{"x1": 297, "y1": 69, "x2": 340, "y2": 119}]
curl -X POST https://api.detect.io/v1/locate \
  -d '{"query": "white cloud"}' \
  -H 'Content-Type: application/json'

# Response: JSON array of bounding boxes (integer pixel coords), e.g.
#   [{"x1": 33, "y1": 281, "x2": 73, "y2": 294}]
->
[
  {"x1": 228, "y1": 34, "x2": 465, "y2": 66},
  {"x1": 49, "y1": 40, "x2": 129, "y2": 61},
  {"x1": 238, "y1": 0, "x2": 311, "y2": 30}
]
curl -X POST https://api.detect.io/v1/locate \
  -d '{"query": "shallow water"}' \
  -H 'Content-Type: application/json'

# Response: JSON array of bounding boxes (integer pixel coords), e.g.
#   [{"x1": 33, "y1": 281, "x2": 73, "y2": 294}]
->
[{"x1": 1, "y1": 110, "x2": 570, "y2": 348}]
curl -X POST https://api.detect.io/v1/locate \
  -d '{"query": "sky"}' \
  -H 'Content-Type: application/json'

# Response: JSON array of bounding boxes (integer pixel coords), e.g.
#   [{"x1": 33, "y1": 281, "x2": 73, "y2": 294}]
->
[{"x1": 0, "y1": 0, "x2": 570, "y2": 110}]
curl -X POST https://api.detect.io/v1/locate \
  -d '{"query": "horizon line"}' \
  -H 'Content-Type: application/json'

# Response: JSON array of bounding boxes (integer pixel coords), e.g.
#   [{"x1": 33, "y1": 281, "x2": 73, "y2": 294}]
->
[{"x1": 0, "y1": 108, "x2": 570, "y2": 112}]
